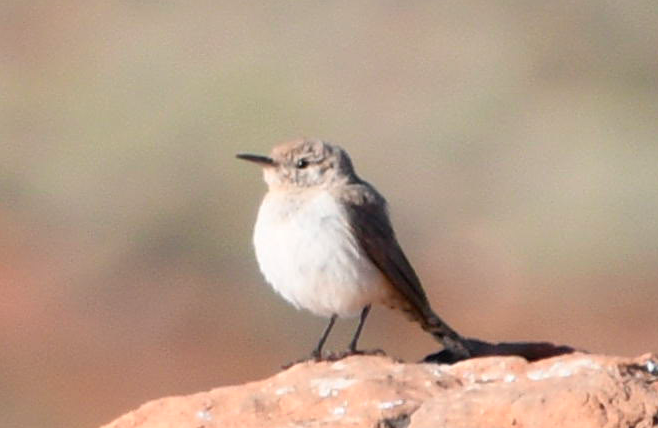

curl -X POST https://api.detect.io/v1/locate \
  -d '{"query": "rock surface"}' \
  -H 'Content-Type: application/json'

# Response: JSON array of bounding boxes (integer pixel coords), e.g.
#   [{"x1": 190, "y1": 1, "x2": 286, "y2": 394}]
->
[{"x1": 102, "y1": 353, "x2": 658, "y2": 428}]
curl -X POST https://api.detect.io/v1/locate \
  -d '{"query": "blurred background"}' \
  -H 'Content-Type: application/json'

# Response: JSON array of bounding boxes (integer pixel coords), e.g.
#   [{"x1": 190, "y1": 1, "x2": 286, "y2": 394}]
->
[{"x1": 2, "y1": 1, "x2": 657, "y2": 427}]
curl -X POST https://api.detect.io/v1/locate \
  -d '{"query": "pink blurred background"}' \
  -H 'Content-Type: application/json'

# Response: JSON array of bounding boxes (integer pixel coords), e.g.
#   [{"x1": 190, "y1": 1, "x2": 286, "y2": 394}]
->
[{"x1": 2, "y1": 2, "x2": 657, "y2": 427}]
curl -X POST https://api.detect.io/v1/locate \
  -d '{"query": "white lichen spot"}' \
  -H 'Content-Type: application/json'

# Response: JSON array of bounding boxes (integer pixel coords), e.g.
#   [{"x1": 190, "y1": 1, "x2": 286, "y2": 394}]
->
[
  {"x1": 527, "y1": 358, "x2": 602, "y2": 381},
  {"x1": 275, "y1": 386, "x2": 295, "y2": 396},
  {"x1": 196, "y1": 410, "x2": 212, "y2": 422},
  {"x1": 378, "y1": 399, "x2": 405, "y2": 410},
  {"x1": 526, "y1": 370, "x2": 547, "y2": 381},
  {"x1": 504, "y1": 374, "x2": 516, "y2": 383},
  {"x1": 331, "y1": 361, "x2": 347, "y2": 370},
  {"x1": 557, "y1": 368, "x2": 574, "y2": 377},
  {"x1": 462, "y1": 371, "x2": 477, "y2": 383},
  {"x1": 332, "y1": 406, "x2": 346, "y2": 416},
  {"x1": 311, "y1": 378, "x2": 357, "y2": 398},
  {"x1": 426, "y1": 366, "x2": 444, "y2": 377},
  {"x1": 479, "y1": 373, "x2": 497, "y2": 382}
]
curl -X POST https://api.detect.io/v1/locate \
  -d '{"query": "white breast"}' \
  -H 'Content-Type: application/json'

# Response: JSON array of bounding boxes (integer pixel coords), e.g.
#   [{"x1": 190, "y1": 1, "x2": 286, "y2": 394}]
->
[{"x1": 253, "y1": 190, "x2": 389, "y2": 318}]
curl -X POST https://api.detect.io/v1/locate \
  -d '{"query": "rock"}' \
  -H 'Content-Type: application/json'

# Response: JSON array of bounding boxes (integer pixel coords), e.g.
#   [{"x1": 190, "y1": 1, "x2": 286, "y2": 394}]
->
[{"x1": 101, "y1": 353, "x2": 658, "y2": 428}]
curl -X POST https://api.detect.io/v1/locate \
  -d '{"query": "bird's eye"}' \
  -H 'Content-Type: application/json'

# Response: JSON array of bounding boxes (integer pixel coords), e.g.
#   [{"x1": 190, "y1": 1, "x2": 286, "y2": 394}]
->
[{"x1": 295, "y1": 159, "x2": 309, "y2": 169}]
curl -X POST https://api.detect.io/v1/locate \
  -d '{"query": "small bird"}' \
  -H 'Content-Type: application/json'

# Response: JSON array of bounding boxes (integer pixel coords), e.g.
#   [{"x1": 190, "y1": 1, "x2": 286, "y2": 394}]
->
[{"x1": 237, "y1": 139, "x2": 471, "y2": 361}]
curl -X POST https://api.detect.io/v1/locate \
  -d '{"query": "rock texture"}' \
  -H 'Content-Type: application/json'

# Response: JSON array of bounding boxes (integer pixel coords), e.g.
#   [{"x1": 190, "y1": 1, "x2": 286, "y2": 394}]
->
[{"x1": 102, "y1": 353, "x2": 658, "y2": 428}]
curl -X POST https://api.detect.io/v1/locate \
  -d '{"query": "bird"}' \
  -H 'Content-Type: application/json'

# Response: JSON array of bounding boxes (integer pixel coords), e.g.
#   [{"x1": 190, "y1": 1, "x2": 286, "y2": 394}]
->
[{"x1": 236, "y1": 138, "x2": 471, "y2": 361}]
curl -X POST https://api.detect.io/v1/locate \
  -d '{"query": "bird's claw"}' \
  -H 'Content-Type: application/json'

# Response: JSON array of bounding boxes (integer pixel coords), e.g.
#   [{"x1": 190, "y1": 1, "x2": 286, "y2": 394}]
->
[{"x1": 281, "y1": 348, "x2": 388, "y2": 369}]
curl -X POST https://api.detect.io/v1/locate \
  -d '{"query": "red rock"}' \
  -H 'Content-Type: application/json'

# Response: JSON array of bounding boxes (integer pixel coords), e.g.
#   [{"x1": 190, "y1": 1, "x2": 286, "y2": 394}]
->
[{"x1": 101, "y1": 353, "x2": 658, "y2": 428}]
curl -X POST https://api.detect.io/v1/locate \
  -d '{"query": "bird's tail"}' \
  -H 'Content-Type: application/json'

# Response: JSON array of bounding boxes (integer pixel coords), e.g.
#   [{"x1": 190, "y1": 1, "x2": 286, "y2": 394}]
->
[
  {"x1": 393, "y1": 298, "x2": 471, "y2": 359},
  {"x1": 385, "y1": 290, "x2": 471, "y2": 360},
  {"x1": 419, "y1": 310, "x2": 471, "y2": 359}
]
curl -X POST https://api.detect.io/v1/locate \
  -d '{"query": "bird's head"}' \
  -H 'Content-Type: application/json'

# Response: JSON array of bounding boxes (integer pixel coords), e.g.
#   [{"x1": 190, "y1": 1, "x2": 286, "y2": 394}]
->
[{"x1": 237, "y1": 139, "x2": 357, "y2": 191}]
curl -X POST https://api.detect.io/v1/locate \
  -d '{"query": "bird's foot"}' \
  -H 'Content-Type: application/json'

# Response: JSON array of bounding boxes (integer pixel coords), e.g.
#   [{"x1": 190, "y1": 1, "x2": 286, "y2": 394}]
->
[
  {"x1": 325, "y1": 348, "x2": 387, "y2": 361},
  {"x1": 281, "y1": 348, "x2": 389, "y2": 369},
  {"x1": 281, "y1": 351, "x2": 323, "y2": 369}
]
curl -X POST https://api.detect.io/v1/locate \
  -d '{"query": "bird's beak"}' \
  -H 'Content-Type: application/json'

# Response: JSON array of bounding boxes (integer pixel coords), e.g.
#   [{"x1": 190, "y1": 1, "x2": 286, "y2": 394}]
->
[{"x1": 236, "y1": 153, "x2": 276, "y2": 166}]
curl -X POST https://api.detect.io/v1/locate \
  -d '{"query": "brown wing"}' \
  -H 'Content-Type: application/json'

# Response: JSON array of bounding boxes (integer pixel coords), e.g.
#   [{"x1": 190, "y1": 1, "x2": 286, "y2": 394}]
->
[
  {"x1": 335, "y1": 181, "x2": 469, "y2": 356},
  {"x1": 335, "y1": 182, "x2": 434, "y2": 321}
]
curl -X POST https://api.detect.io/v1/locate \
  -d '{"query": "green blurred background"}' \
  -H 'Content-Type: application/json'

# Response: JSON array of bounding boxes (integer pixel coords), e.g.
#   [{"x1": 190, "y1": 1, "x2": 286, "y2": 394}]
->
[{"x1": 2, "y1": 1, "x2": 657, "y2": 427}]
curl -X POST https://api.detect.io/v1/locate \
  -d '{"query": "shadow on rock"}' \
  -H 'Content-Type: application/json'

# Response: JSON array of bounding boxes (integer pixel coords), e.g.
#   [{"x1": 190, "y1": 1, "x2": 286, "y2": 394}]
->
[{"x1": 424, "y1": 338, "x2": 577, "y2": 364}]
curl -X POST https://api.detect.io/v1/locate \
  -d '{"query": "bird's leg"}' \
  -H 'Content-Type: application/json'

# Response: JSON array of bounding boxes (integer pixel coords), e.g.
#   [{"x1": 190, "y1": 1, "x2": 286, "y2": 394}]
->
[
  {"x1": 311, "y1": 314, "x2": 337, "y2": 360},
  {"x1": 347, "y1": 305, "x2": 371, "y2": 353}
]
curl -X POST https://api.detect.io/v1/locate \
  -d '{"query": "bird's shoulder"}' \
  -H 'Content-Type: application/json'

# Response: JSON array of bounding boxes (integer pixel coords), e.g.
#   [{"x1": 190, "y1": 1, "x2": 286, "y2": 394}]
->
[
  {"x1": 329, "y1": 180, "x2": 394, "y2": 236},
  {"x1": 331, "y1": 180, "x2": 385, "y2": 208}
]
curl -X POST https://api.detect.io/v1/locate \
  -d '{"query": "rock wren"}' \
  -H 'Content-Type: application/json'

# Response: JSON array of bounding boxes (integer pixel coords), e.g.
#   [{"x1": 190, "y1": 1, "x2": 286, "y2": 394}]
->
[{"x1": 237, "y1": 139, "x2": 471, "y2": 360}]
